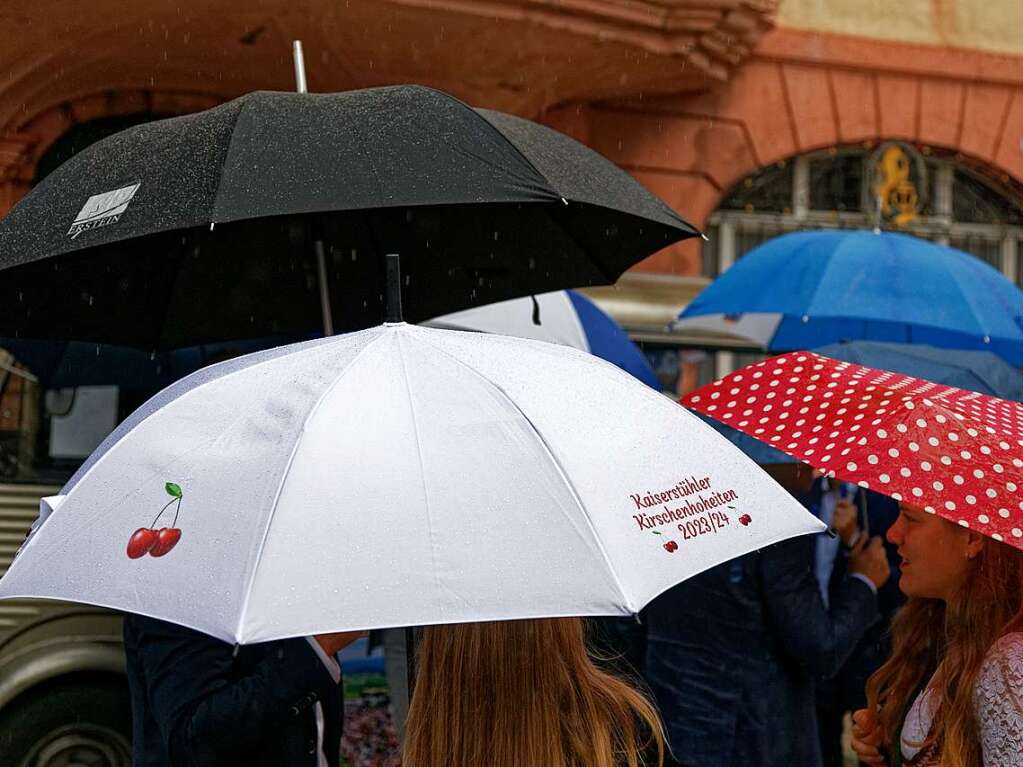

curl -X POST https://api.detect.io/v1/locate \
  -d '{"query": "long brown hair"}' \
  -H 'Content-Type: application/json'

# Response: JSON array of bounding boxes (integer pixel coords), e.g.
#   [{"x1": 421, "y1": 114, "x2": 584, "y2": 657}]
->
[
  {"x1": 866, "y1": 537, "x2": 1023, "y2": 767},
  {"x1": 402, "y1": 618, "x2": 665, "y2": 767}
]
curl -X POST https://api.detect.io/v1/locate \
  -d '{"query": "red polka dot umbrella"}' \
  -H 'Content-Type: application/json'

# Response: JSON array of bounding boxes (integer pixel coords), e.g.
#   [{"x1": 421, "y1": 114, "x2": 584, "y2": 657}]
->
[{"x1": 682, "y1": 352, "x2": 1023, "y2": 549}]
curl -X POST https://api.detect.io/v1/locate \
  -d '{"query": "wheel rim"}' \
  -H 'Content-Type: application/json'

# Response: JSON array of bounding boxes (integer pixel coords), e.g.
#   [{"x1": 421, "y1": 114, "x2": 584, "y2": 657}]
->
[{"x1": 20, "y1": 724, "x2": 131, "y2": 767}]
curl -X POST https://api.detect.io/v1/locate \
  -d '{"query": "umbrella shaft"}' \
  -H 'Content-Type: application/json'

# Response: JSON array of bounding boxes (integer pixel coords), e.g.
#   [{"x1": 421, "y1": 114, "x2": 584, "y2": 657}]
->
[
  {"x1": 386, "y1": 253, "x2": 403, "y2": 323},
  {"x1": 292, "y1": 41, "x2": 307, "y2": 94},
  {"x1": 314, "y1": 240, "x2": 334, "y2": 336}
]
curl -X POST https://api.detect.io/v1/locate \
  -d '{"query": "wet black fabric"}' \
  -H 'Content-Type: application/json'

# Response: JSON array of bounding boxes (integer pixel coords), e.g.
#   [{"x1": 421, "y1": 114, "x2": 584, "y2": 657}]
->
[{"x1": 0, "y1": 86, "x2": 697, "y2": 348}]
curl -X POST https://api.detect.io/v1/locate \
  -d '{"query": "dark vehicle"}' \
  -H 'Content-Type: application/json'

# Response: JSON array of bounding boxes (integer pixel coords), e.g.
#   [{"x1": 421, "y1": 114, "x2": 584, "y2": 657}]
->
[{"x1": 0, "y1": 483, "x2": 131, "y2": 767}]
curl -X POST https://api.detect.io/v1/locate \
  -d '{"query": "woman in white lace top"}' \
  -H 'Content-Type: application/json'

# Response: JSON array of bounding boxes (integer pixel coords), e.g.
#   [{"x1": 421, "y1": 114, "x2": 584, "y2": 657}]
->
[{"x1": 850, "y1": 504, "x2": 1023, "y2": 767}]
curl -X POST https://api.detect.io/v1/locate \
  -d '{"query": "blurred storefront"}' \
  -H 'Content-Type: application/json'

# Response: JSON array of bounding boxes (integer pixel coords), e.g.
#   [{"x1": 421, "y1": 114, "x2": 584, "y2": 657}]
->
[{"x1": 1, "y1": 0, "x2": 1023, "y2": 481}]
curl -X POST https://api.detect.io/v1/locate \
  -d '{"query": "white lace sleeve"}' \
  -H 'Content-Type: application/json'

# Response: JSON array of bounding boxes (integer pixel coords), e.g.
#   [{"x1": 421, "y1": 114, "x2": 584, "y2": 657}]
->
[{"x1": 974, "y1": 632, "x2": 1023, "y2": 767}]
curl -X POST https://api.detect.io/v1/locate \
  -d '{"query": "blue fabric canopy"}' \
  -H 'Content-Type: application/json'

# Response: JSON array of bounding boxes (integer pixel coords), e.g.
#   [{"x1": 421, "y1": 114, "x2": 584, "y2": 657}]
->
[
  {"x1": 815, "y1": 341, "x2": 1023, "y2": 401},
  {"x1": 565, "y1": 290, "x2": 660, "y2": 389},
  {"x1": 676, "y1": 230, "x2": 1023, "y2": 364}
]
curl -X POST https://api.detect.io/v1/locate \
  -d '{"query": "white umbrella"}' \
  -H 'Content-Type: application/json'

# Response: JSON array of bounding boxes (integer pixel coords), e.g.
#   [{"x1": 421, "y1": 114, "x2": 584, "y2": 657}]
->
[
  {"x1": 425, "y1": 289, "x2": 661, "y2": 388},
  {"x1": 0, "y1": 323, "x2": 822, "y2": 643}
]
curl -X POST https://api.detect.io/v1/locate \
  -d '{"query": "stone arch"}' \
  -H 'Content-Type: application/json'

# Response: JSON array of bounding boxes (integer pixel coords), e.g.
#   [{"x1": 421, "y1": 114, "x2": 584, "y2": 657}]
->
[{"x1": 571, "y1": 43, "x2": 1023, "y2": 275}]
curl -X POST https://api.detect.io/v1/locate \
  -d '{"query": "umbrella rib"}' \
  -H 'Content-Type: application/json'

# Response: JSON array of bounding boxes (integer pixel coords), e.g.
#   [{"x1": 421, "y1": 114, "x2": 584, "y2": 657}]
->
[
  {"x1": 393, "y1": 332, "x2": 471, "y2": 607},
  {"x1": 440, "y1": 90, "x2": 557, "y2": 195},
  {"x1": 233, "y1": 332, "x2": 389, "y2": 642},
  {"x1": 208, "y1": 95, "x2": 255, "y2": 224},
  {"x1": 415, "y1": 332, "x2": 635, "y2": 612},
  {"x1": 439, "y1": 92, "x2": 624, "y2": 285}
]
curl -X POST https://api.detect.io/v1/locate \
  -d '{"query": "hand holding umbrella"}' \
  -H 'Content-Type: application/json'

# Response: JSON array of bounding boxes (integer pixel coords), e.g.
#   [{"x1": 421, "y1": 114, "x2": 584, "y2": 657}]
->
[
  {"x1": 831, "y1": 495, "x2": 860, "y2": 546},
  {"x1": 848, "y1": 535, "x2": 891, "y2": 591}
]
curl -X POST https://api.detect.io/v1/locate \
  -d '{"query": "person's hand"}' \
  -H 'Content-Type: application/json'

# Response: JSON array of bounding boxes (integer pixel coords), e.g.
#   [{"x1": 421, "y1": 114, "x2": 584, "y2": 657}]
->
[
  {"x1": 832, "y1": 498, "x2": 860, "y2": 546},
  {"x1": 849, "y1": 535, "x2": 891, "y2": 590},
  {"x1": 314, "y1": 630, "x2": 367, "y2": 656},
  {"x1": 851, "y1": 707, "x2": 887, "y2": 766}
]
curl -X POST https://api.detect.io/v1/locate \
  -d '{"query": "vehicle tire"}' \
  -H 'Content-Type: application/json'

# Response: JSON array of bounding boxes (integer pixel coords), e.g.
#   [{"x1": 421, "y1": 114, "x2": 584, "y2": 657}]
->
[{"x1": 0, "y1": 679, "x2": 132, "y2": 767}]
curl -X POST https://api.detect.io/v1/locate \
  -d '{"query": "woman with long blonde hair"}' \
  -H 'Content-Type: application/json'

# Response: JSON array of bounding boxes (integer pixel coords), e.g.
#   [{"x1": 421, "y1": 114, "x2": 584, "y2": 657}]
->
[
  {"x1": 851, "y1": 504, "x2": 1023, "y2": 766},
  {"x1": 402, "y1": 618, "x2": 665, "y2": 767}
]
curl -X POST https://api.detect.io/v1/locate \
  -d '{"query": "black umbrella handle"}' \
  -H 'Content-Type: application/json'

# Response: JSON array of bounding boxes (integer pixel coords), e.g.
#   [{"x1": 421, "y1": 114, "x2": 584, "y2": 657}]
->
[{"x1": 385, "y1": 253, "x2": 403, "y2": 323}]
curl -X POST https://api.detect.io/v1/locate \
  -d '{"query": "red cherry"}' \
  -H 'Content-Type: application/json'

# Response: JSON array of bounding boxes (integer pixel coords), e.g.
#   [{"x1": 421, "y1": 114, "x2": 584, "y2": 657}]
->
[
  {"x1": 149, "y1": 527, "x2": 182, "y2": 557},
  {"x1": 127, "y1": 528, "x2": 158, "y2": 559},
  {"x1": 739, "y1": 514, "x2": 752, "y2": 526},
  {"x1": 663, "y1": 541, "x2": 678, "y2": 553}
]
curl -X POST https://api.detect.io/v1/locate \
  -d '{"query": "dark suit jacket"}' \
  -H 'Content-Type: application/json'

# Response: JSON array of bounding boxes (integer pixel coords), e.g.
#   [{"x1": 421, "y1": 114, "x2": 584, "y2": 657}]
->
[
  {"x1": 818, "y1": 487, "x2": 905, "y2": 713},
  {"x1": 123, "y1": 614, "x2": 343, "y2": 767},
  {"x1": 643, "y1": 533, "x2": 878, "y2": 767}
]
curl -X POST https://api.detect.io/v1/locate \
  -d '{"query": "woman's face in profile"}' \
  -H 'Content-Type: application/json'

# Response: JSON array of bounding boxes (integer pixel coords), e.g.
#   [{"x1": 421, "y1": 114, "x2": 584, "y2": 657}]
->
[{"x1": 887, "y1": 504, "x2": 977, "y2": 600}]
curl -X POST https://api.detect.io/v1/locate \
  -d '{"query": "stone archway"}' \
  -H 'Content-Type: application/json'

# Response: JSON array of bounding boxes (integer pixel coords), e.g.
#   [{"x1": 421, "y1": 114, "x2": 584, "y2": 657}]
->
[{"x1": 551, "y1": 29, "x2": 1023, "y2": 275}]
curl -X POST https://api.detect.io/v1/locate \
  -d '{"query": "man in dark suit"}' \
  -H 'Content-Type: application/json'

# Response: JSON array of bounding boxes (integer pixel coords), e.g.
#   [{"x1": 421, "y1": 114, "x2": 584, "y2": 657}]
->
[
  {"x1": 643, "y1": 463, "x2": 890, "y2": 767},
  {"x1": 808, "y1": 480, "x2": 904, "y2": 767},
  {"x1": 123, "y1": 613, "x2": 361, "y2": 767}
]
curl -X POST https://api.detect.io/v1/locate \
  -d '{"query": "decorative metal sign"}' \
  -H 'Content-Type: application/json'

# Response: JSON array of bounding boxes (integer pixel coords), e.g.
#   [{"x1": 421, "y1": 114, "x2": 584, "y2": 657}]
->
[{"x1": 869, "y1": 141, "x2": 928, "y2": 226}]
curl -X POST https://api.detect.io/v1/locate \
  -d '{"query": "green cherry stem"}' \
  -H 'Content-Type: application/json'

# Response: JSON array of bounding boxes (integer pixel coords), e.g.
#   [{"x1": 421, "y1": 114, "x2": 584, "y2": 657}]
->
[{"x1": 150, "y1": 497, "x2": 178, "y2": 528}]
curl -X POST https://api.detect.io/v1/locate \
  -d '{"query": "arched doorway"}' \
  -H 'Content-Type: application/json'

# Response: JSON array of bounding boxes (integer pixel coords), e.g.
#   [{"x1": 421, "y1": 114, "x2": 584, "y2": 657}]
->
[{"x1": 702, "y1": 146, "x2": 1023, "y2": 279}]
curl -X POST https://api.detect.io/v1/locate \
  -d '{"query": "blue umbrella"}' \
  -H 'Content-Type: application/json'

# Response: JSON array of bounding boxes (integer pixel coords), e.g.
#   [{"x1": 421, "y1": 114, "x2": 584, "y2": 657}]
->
[
  {"x1": 674, "y1": 230, "x2": 1023, "y2": 364},
  {"x1": 426, "y1": 289, "x2": 660, "y2": 388},
  {"x1": 814, "y1": 340, "x2": 1023, "y2": 401}
]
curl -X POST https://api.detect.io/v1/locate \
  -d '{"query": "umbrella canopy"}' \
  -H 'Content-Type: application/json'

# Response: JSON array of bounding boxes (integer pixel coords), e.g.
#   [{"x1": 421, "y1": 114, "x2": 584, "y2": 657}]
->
[
  {"x1": 689, "y1": 340, "x2": 1023, "y2": 466},
  {"x1": 1, "y1": 324, "x2": 820, "y2": 643},
  {"x1": 425, "y1": 289, "x2": 659, "y2": 388},
  {"x1": 673, "y1": 230, "x2": 1023, "y2": 364},
  {"x1": 692, "y1": 340, "x2": 1023, "y2": 465},
  {"x1": 815, "y1": 341, "x2": 1023, "y2": 402},
  {"x1": 683, "y1": 352, "x2": 1023, "y2": 549},
  {"x1": 0, "y1": 86, "x2": 697, "y2": 350}
]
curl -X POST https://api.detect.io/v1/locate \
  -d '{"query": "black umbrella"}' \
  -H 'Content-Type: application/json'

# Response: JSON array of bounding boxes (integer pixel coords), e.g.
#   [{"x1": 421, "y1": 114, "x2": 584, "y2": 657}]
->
[{"x1": 0, "y1": 86, "x2": 697, "y2": 349}]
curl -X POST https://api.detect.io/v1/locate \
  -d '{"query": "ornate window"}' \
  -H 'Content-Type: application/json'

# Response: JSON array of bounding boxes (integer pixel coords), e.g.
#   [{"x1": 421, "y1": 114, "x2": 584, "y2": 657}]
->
[
  {"x1": 669, "y1": 147, "x2": 1023, "y2": 390},
  {"x1": 701, "y1": 147, "x2": 1023, "y2": 285}
]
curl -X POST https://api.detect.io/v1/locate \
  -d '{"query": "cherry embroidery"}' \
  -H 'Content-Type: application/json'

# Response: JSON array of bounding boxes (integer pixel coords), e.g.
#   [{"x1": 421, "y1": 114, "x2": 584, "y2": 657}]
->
[{"x1": 126, "y1": 483, "x2": 184, "y2": 559}]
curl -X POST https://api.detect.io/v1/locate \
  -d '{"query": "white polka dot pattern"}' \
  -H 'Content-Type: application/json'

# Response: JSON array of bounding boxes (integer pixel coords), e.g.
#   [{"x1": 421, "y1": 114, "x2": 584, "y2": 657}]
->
[{"x1": 683, "y1": 352, "x2": 1023, "y2": 551}]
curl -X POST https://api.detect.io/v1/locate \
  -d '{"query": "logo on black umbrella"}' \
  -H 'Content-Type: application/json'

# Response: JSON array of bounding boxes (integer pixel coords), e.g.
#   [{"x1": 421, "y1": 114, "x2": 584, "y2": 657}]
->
[{"x1": 68, "y1": 183, "x2": 140, "y2": 239}]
